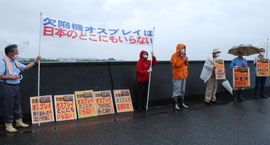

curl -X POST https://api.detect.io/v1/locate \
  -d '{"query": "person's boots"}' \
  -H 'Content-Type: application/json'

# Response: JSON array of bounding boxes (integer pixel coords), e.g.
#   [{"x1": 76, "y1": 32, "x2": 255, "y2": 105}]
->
[
  {"x1": 180, "y1": 96, "x2": 189, "y2": 108},
  {"x1": 16, "y1": 119, "x2": 29, "y2": 128},
  {"x1": 238, "y1": 90, "x2": 246, "y2": 101},
  {"x1": 5, "y1": 123, "x2": 18, "y2": 133},
  {"x1": 233, "y1": 90, "x2": 237, "y2": 103},
  {"x1": 172, "y1": 98, "x2": 180, "y2": 110}
]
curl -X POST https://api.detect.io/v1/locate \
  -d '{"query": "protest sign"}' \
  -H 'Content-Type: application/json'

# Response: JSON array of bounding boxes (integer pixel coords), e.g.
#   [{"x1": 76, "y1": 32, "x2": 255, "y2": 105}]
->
[
  {"x1": 94, "y1": 90, "x2": 115, "y2": 115},
  {"x1": 75, "y1": 90, "x2": 97, "y2": 118},
  {"x1": 233, "y1": 67, "x2": 250, "y2": 87},
  {"x1": 256, "y1": 58, "x2": 269, "y2": 77},
  {"x1": 113, "y1": 89, "x2": 134, "y2": 113},
  {"x1": 30, "y1": 95, "x2": 54, "y2": 124},
  {"x1": 54, "y1": 94, "x2": 77, "y2": 121},
  {"x1": 215, "y1": 59, "x2": 226, "y2": 80}
]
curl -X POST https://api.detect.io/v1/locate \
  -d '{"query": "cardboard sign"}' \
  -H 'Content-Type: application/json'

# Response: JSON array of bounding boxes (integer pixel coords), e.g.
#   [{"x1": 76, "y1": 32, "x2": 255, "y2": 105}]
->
[
  {"x1": 94, "y1": 90, "x2": 115, "y2": 115},
  {"x1": 75, "y1": 90, "x2": 97, "y2": 118},
  {"x1": 233, "y1": 67, "x2": 250, "y2": 87},
  {"x1": 30, "y1": 95, "x2": 55, "y2": 124},
  {"x1": 113, "y1": 89, "x2": 134, "y2": 113},
  {"x1": 54, "y1": 94, "x2": 77, "y2": 121},
  {"x1": 215, "y1": 59, "x2": 226, "y2": 80},
  {"x1": 256, "y1": 58, "x2": 269, "y2": 77}
]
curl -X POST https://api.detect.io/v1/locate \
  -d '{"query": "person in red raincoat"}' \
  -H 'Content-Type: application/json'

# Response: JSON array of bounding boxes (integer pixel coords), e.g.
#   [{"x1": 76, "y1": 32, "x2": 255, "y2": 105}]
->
[{"x1": 136, "y1": 50, "x2": 157, "y2": 111}]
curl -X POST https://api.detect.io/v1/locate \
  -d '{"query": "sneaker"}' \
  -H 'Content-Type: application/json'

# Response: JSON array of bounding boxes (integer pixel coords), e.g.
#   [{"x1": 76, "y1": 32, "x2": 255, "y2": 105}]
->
[
  {"x1": 260, "y1": 95, "x2": 268, "y2": 99},
  {"x1": 239, "y1": 97, "x2": 246, "y2": 101},
  {"x1": 182, "y1": 103, "x2": 189, "y2": 108},
  {"x1": 254, "y1": 96, "x2": 259, "y2": 99},
  {"x1": 174, "y1": 104, "x2": 181, "y2": 110},
  {"x1": 205, "y1": 101, "x2": 211, "y2": 105}
]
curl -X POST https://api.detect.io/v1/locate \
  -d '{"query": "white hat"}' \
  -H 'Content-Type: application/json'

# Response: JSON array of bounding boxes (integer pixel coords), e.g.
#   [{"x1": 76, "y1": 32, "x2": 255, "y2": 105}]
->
[{"x1": 213, "y1": 48, "x2": 221, "y2": 53}]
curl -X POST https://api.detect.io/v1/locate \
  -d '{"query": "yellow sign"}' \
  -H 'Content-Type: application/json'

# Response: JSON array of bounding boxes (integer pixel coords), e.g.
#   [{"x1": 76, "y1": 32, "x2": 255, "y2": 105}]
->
[
  {"x1": 75, "y1": 90, "x2": 97, "y2": 118},
  {"x1": 30, "y1": 95, "x2": 55, "y2": 124},
  {"x1": 233, "y1": 67, "x2": 250, "y2": 87},
  {"x1": 54, "y1": 94, "x2": 77, "y2": 121},
  {"x1": 256, "y1": 58, "x2": 269, "y2": 77},
  {"x1": 94, "y1": 90, "x2": 115, "y2": 115},
  {"x1": 215, "y1": 59, "x2": 226, "y2": 80},
  {"x1": 113, "y1": 89, "x2": 134, "y2": 113}
]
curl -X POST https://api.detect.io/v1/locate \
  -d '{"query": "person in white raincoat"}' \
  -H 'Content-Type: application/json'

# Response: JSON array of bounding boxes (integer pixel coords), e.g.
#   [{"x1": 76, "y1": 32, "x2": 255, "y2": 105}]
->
[{"x1": 200, "y1": 49, "x2": 221, "y2": 105}]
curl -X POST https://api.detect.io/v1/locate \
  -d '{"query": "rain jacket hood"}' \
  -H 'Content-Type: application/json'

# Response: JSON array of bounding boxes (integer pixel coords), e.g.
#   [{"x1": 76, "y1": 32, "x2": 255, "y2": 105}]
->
[
  {"x1": 136, "y1": 50, "x2": 157, "y2": 82},
  {"x1": 171, "y1": 43, "x2": 189, "y2": 80}
]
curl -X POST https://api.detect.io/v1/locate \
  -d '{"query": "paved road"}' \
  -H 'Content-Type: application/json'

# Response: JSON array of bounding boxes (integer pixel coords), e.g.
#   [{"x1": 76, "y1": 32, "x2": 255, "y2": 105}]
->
[{"x1": 1, "y1": 98, "x2": 270, "y2": 145}]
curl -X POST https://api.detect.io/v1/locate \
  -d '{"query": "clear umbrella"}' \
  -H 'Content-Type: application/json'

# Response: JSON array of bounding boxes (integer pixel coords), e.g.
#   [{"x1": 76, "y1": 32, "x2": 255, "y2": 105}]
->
[{"x1": 228, "y1": 44, "x2": 260, "y2": 56}]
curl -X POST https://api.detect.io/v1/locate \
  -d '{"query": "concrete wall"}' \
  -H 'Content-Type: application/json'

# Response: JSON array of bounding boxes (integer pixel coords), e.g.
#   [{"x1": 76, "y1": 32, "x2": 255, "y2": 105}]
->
[{"x1": 1, "y1": 60, "x2": 269, "y2": 116}]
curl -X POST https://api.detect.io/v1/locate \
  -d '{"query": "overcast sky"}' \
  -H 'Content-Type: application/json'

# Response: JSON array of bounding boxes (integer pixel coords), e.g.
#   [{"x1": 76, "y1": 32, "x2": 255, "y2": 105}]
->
[{"x1": 0, "y1": 0, "x2": 269, "y2": 61}]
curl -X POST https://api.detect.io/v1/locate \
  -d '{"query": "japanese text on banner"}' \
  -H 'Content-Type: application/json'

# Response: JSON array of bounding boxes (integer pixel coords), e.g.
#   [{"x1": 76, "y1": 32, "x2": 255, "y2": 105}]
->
[
  {"x1": 94, "y1": 91, "x2": 115, "y2": 115},
  {"x1": 42, "y1": 16, "x2": 153, "y2": 46}
]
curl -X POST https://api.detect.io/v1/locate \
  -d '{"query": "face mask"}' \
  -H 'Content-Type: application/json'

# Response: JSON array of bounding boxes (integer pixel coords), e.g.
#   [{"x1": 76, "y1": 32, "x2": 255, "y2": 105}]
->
[
  {"x1": 143, "y1": 54, "x2": 148, "y2": 59},
  {"x1": 216, "y1": 53, "x2": 220, "y2": 58},
  {"x1": 260, "y1": 52, "x2": 265, "y2": 56}
]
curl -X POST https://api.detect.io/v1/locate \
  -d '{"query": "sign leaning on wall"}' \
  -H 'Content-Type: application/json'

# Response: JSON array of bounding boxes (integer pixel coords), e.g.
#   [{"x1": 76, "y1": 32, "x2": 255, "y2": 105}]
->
[
  {"x1": 94, "y1": 90, "x2": 115, "y2": 115},
  {"x1": 30, "y1": 95, "x2": 55, "y2": 124},
  {"x1": 54, "y1": 94, "x2": 77, "y2": 121},
  {"x1": 233, "y1": 67, "x2": 250, "y2": 87},
  {"x1": 113, "y1": 89, "x2": 134, "y2": 113},
  {"x1": 74, "y1": 90, "x2": 97, "y2": 118}
]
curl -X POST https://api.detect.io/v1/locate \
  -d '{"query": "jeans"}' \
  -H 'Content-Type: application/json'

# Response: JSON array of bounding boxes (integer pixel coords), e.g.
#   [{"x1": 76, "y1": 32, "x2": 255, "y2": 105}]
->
[{"x1": 254, "y1": 76, "x2": 267, "y2": 97}]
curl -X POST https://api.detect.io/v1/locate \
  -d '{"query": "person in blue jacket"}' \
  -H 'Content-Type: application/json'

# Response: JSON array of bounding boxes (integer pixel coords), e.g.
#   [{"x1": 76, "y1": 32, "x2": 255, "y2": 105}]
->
[{"x1": 230, "y1": 50, "x2": 248, "y2": 103}]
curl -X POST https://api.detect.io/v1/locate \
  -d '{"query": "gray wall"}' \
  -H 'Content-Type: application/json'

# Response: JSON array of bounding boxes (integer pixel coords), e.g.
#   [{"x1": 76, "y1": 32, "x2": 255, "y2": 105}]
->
[{"x1": 1, "y1": 61, "x2": 269, "y2": 116}]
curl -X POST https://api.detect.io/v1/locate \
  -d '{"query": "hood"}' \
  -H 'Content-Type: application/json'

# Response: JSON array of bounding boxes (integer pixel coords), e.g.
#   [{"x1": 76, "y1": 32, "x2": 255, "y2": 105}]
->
[
  {"x1": 139, "y1": 50, "x2": 148, "y2": 59},
  {"x1": 176, "y1": 43, "x2": 186, "y2": 53}
]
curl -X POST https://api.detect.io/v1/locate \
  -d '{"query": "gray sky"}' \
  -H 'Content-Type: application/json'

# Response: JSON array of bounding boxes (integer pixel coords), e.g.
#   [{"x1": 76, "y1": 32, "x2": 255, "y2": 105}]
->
[{"x1": 0, "y1": 0, "x2": 269, "y2": 61}]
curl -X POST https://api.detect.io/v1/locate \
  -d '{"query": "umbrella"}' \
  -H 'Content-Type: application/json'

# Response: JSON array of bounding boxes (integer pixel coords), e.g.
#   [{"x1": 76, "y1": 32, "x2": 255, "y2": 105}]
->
[{"x1": 228, "y1": 44, "x2": 260, "y2": 56}]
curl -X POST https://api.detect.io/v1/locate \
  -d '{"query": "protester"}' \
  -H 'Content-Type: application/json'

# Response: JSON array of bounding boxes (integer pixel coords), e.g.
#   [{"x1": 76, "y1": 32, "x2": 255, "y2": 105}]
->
[
  {"x1": 0, "y1": 44, "x2": 41, "y2": 133},
  {"x1": 230, "y1": 50, "x2": 248, "y2": 103},
  {"x1": 171, "y1": 43, "x2": 189, "y2": 110},
  {"x1": 200, "y1": 48, "x2": 221, "y2": 105},
  {"x1": 136, "y1": 50, "x2": 157, "y2": 111},
  {"x1": 254, "y1": 48, "x2": 268, "y2": 99}
]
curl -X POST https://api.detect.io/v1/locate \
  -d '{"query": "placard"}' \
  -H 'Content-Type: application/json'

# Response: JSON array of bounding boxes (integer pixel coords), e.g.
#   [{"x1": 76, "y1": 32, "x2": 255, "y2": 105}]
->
[
  {"x1": 215, "y1": 59, "x2": 226, "y2": 80},
  {"x1": 256, "y1": 58, "x2": 269, "y2": 77},
  {"x1": 75, "y1": 90, "x2": 97, "y2": 118},
  {"x1": 94, "y1": 90, "x2": 115, "y2": 115},
  {"x1": 54, "y1": 94, "x2": 77, "y2": 121},
  {"x1": 30, "y1": 95, "x2": 55, "y2": 124},
  {"x1": 233, "y1": 67, "x2": 250, "y2": 87},
  {"x1": 113, "y1": 89, "x2": 134, "y2": 113}
]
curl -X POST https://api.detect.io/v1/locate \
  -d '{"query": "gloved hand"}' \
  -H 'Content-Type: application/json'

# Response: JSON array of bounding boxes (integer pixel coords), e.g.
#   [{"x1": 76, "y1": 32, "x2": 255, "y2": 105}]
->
[
  {"x1": 151, "y1": 51, "x2": 154, "y2": 56},
  {"x1": 147, "y1": 67, "x2": 152, "y2": 72}
]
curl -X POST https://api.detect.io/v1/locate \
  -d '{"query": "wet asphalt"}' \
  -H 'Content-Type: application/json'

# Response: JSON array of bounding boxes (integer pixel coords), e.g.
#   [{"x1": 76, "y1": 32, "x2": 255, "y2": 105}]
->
[{"x1": 1, "y1": 96, "x2": 270, "y2": 145}]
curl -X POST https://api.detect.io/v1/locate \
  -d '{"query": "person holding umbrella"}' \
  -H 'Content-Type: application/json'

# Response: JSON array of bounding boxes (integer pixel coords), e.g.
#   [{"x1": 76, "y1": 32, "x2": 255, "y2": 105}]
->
[
  {"x1": 229, "y1": 44, "x2": 260, "y2": 103},
  {"x1": 254, "y1": 48, "x2": 268, "y2": 99},
  {"x1": 230, "y1": 50, "x2": 248, "y2": 102}
]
